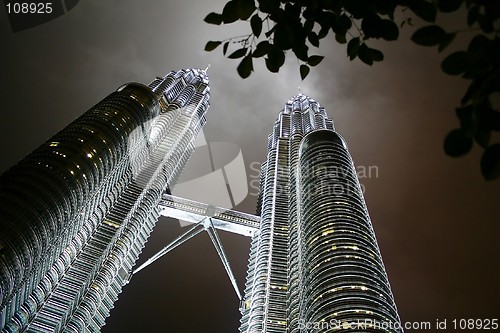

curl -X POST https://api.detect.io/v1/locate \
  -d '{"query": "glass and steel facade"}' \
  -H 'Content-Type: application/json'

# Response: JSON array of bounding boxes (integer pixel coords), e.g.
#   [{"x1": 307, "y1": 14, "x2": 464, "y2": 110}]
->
[
  {"x1": 240, "y1": 94, "x2": 402, "y2": 332},
  {"x1": 0, "y1": 68, "x2": 210, "y2": 332}
]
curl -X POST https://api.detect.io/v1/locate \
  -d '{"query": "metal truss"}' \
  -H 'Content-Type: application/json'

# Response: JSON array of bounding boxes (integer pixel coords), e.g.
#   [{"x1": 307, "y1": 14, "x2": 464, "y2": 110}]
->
[{"x1": 131, "y1": 194, "x2": 260, "y2": 300}]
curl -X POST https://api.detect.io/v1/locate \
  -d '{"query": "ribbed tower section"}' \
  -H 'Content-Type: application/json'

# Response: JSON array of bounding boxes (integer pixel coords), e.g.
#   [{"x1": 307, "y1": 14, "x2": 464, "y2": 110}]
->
[
  {"x1": 0, "y1": 68, "x2": 209, "y2": 332},
  {"x1": 240, "y1": 95, "x2": 402, "y2": 332}
]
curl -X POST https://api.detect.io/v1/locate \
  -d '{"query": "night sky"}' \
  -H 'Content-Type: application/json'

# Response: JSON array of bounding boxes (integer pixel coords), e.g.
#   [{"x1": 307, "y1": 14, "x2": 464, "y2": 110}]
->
[{"x1": 1, "y1": 1, "x2": 499, "y2": 332}]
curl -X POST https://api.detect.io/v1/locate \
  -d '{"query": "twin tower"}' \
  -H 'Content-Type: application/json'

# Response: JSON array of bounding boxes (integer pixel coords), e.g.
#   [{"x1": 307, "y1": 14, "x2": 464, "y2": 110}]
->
[{"x1": 0, "y1": 69, "x2": 402, "y2": 332}]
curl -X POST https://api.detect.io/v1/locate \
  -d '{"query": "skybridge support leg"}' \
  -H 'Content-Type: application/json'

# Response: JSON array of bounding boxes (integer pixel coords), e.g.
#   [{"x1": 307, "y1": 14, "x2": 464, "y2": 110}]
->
[
  {"x1": 206, "y1": 218, "x2": 242, "y2": 300},
  {"x1": 131, "y1": 216, "x2": 242, "y2": 300},
  {"x1": 133, "y1": 218, "x2": 207, "y2": 275}
]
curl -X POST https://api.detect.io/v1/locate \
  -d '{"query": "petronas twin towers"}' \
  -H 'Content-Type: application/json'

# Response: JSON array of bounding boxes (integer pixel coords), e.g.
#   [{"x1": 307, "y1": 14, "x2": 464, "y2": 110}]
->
[{"x1": 0, "y1": 68, "x2": 402, "y2": 332}]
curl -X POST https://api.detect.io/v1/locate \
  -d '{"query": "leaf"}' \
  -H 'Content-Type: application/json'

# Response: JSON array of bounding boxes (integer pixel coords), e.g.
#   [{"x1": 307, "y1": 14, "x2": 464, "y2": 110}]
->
[
  {"x1": 358, "y1": 43, "x2": 374, "y2": 65},
  {"x1": 380, "y1": 19, "x2": 399, "y2": 41},
  {"x1": 438, "y1": 33, "x2": 456, "y2": 52},
  {"x1": 204, "y1": 41, "x2": 222, "y2": 51},
  {"x1": 485, "y1": 2, "x2": 500, "y2": 18},
  {"x1": 237, "y1": 54, "x2": 253, "y2": 78},
  {"x1": 308, "y1": 32, "x2": 319, "y2": 47},
  {"x1": 478, "y1": 15, "x2": 494, "y2": 33},
  {"x1": 370, "y1": 47, "x2": 384, "y2": 62},
  {"x1": 265, "y1": 25, "x2": 277, "y2": 38},
  {"x1": 461, "y1": 79, "x2": 481, "y2": 105},
  {"x1": 441, "y1": 51, "x2": 468, "y2": 75},
  {"x1": 480, "y1": 105, "x2": 500, "y2": 132},
  {"x1": 300, "y1": 64, "x2": 310, "y2": 80},
  {"x1": 343, "y1": 0, "x2": 374, "y2": 19},
  {"x1": 265, "y1": 46, "x2": 285, "y2": 72},
  {"x1": 335, "y1": 32, "x2": 347, "y2": 44},
  {"x1": 484, "y1": 2, "x2": 500, "y2": 21},
  {"x1": 321, "y1": 0, "x2": 335, "y2": 10},
  {"x1": 292, "y1": 44, "x2": 309, "y2": 62},
  {"x1": 259, "y1": 0, "x2": 280, "y2": 14},
  {"x1": 467, "y1": 6, "x2": 479, "y2": 27},
  {"x1": 315, "y1": 10, "x2": 334, "y2": 36},
  {"x1": 252, "y1": 41, "x2": 269, "y2": 57},
  {"x1": 409, "y1": 0, "x2": 437, "y2": 22},
  {"x1": 338, "y1": 14, "x2": 352, "y2": 31},
  {"x1": 473, "y1": 100, "x2": 500, "y2": 145},
  {"x1": 357, "y1": 43, "x2": 384, "y2": 65},
  {"x1": 284, "y1": 1, "x2": 300, "y2": 17},
  {"x1": 443, "y1": 129, "x2": 473, "y2": 157},
  {"x1": 481, "y1": 144, "x2": 500, "y2": 180},
  {"x1": 204, "y1": 12, "x2": 223, "y2": 25},
  {"x1": 347, "y1": 37, "x2": 360, "y2": 60},
  {"x1": 222, "y1": 1, "x2": 239, "y2": 24},
  {"x1": 236, "y1": 0, "x2": 256, "y2": 20},
  {"x1": 332, "y1": 14, "x2": 350, "y2": 44},
  {"x1": 438, "y1": 0, "x2": 463, "y2": 13},
  {"x1": 307, "y1": 55, "x2": 324, "y2": 66},
  {"x1": 466, "y1": 35, "x2": 490, "y2": 64},
  {"x1": 474, "y1": 128, "x2": 491, "y2": 148},
  {"x1": 228, "y1": 48, "x2": 247, "y2": 59},
  {"x1": 487, "y1": 112, "x2": 500, "y2": 131},
  {"x1": 466, "y1": 34, "x2": 490, "y2": 70},
  {"x1": 361, "y1": 15, "x2": 384, "y2": 39},
  {"x1": 223, "y1": 41, "x2": 229, "y2": 55},
  {"x1": 304, "y1": 19, "x2": 314, "y2": 34},
  {"x1": 411, "y1": 25, "x2": 446, "y2": 46},
  {"x1": 459, "y1": 41, "x2": 500, "y2": 103},
  {"x1": 250, "y1": 14, "x2": 262, "y2": 37},
  {"x1": 361, "y1": 15, "x2": 399, "y2": 41},
  {"x1": 274, "y1": 22, "x2": 294, "y2": 50},
  {"x1": 318, "y1": 26, "x2": 329, "y2": 39},
  {"x1": 455, "y1": 105, "x2": 476, "y2": 135}
]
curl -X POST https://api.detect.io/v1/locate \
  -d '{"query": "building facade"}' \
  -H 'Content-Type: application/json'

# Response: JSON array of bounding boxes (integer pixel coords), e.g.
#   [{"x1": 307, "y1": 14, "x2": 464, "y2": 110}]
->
[
  {"x1": 0, "y1": 68, "x2": 210, "y2": 332},
  {"x1": 240, "y1": 94, "x2": 402, "y2": 332}
]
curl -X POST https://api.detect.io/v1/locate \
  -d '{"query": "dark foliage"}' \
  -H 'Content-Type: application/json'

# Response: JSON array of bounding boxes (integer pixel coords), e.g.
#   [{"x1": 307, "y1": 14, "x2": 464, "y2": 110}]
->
[{"x1": 204, "y1": 0, "x2": 500, "y2": 180}]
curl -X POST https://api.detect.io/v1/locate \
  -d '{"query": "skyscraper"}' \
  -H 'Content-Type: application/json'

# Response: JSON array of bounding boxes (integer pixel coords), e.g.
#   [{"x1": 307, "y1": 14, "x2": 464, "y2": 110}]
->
[
  {"x1": 239, "y1": 94, "x2": 402, "y2": 332},
  {"x1": 0, "y1": 72, "x2": 402, "y2": 332},
  {"x1": 0, "y1": 68, "x2": 210, "y2": 332}
]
